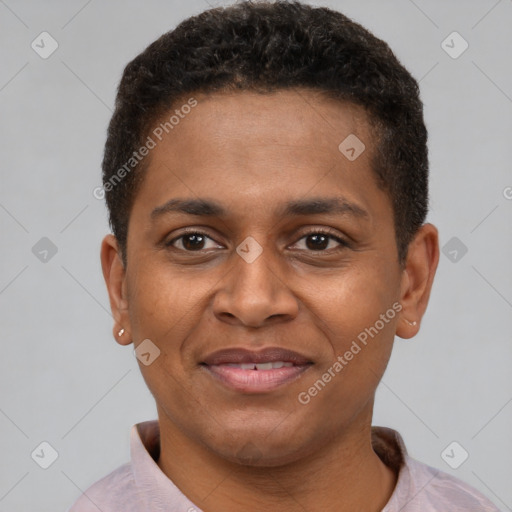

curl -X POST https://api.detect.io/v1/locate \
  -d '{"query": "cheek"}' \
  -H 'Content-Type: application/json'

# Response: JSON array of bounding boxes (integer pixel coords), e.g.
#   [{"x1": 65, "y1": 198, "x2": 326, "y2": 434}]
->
[
  {"x1": 300, "y1": 266, "x2": 398, "y2": 405},
  {"x1": 126, "y1": 262, "x2": 206, "y2": 338},
  {"x1": 129, "y1": 262, "x2": 220, "y2": 352},
  {"x1": 315, "y1": 264, "x2": 399, "y2": 345}
]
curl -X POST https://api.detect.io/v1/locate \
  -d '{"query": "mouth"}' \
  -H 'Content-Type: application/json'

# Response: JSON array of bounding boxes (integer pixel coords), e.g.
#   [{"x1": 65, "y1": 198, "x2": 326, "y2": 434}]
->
[{"x1": 200, "y1": 347, "x2": 313, "y2": 393}]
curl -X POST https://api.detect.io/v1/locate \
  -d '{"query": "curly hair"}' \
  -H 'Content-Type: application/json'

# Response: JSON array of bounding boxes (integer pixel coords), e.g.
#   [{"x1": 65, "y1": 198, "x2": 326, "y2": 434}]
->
[{"x1": 102, "y1": 0, "x2": 428, "y2": 267}]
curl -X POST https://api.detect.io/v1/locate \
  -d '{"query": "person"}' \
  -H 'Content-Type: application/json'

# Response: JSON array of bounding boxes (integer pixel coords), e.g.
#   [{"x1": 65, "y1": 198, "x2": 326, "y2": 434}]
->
[{"x1": 68, "y1": 1, "x2": 500, "y2": 510}]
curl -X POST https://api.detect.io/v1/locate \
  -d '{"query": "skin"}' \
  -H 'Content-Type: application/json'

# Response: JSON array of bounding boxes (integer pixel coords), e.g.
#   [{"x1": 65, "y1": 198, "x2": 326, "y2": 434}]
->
[{"x1": 101, "y1": 89, "x2": 439, "y2": 512}]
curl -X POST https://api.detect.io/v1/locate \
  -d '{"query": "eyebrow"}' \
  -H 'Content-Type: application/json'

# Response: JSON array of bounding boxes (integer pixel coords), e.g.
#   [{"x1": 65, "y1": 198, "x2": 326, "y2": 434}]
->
[{"x1": 150, "y1": 197, "x2": 369, "y2": 221}]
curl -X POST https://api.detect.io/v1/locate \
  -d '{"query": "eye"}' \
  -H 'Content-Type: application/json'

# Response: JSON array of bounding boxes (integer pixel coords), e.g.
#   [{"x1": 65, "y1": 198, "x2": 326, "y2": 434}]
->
[
  {"x1": 293, "y1": 229, "x2": 349, "y2": 252},
  {"x1": 165, "y1": 228, "x2": 349, "y2": 253},
  {"x1": 167, "y1": 231, "x2": 223, "y2": 252}
]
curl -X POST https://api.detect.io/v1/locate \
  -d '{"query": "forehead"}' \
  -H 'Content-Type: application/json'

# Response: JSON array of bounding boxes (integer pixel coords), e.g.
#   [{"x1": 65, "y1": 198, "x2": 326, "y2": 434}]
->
[
  {"x1": 172, "y1": 89, "x2": 373, "y2": 164},
  {"x1": 132, "y1": 89, "x2": 389, "y2": 225}
]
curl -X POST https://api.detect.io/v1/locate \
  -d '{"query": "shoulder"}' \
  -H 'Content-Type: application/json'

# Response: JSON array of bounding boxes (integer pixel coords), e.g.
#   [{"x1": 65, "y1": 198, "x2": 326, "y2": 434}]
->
[
  {"x1": 395, "y1": 455, "x2": 501, "y2": 511},
  {"x1": 66, "y1": 462, "x2": 142, "y2": 512}
]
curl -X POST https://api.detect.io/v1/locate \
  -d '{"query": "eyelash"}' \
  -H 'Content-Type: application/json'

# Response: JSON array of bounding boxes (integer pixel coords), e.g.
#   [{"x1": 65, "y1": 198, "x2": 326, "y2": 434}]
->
[{"x1": 166, "y1": 227, "x2": 350, "y2": 253}]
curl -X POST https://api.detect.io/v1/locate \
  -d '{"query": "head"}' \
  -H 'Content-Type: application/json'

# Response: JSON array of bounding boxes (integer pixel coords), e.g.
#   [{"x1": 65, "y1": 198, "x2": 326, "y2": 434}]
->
[{"x1": 101, "y1": 1, "x2": 438, "y2": 466}]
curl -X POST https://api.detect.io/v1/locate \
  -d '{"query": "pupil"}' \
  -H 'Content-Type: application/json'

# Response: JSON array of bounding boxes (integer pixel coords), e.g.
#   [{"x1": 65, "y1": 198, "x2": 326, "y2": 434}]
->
[
  {"x1": 306, "y1": 234, "x2": 328, "y2": 250},
  {"x1": 183, "y1": 234, "x2": 204, "y2": 250}
]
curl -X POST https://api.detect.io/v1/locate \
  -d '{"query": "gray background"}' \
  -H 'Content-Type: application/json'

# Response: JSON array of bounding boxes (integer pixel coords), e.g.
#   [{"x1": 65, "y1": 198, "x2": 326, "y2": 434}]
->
[{"x1": 0, "y1": 0, "x2": 511, "y2": 510}]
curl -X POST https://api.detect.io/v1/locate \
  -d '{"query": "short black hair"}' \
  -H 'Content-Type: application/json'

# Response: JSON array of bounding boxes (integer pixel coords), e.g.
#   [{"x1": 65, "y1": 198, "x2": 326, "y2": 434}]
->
[{"x1": 102, "y1": 0, "x2": 428, "y2": 266}]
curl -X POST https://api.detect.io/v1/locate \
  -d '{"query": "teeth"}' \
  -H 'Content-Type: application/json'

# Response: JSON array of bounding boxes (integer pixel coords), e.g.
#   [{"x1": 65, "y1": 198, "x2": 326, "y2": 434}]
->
[
  {"x1": 266, "y1": 361, "x2": 294, "y2": 369},
  {"x1": 255, "y1": 362, "x2": 273, "y2": 370},
  {"x1": 224, "y1": 361, "x2": 294, "y2": 370}
]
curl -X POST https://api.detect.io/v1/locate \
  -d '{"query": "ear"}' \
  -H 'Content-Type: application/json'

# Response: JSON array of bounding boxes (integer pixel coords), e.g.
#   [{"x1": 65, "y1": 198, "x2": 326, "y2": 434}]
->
[
  {"x1": 396, "y1": 223, "x2": 439, "y2": 339},
  {"x1": 100, "y1": 234, "x2": 132, "y2": 345}
]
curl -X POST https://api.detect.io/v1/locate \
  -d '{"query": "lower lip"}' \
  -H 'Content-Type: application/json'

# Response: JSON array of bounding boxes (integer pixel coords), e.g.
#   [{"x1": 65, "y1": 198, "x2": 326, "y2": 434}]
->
[{"x1": 203, "y1": 364, "x2": 311, "y2": 393}]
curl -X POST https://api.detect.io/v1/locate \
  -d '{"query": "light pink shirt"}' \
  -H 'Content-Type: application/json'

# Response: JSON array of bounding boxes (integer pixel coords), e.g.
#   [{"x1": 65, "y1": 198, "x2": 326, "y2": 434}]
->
[{"x1": 68, "y1": 420, "x2": 500, "y2": 511}]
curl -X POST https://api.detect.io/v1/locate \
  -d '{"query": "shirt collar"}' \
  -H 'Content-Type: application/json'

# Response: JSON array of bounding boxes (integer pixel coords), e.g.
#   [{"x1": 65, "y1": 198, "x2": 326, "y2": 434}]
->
[{"x1": 130, "y1": 420, "x2": 202, "y2": 510}]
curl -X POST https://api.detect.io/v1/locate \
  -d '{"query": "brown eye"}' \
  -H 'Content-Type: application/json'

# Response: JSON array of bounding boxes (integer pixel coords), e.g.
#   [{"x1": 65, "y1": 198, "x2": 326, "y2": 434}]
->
[
  {"x1": 294, "y1": 230, "x2": 349, "y2": 252},
  {"x1": 167, "y1": 232, "x2": 222, "y2": 252},
  {"x1": 305, "y1": 233, "x2": 330, "y2": 250},
  {"x1": 180, "y1": 233, "x2": 206, "y2": 251}
]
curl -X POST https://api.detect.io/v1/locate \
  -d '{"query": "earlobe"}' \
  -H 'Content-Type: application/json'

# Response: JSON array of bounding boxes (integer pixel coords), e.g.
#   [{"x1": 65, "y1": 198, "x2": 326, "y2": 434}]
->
[
  {"x1": 396, "y1": 223, "x2": 439, "y2": 340},
  {"x1": 115, "y1": 326, "x2": 131, "y2": 345},
  {"x1": 100, "y1": 234, "x2": 133, "y2": 345}
]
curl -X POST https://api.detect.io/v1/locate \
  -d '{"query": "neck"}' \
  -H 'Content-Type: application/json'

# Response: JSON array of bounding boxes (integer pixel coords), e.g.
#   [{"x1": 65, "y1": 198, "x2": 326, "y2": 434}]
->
[{"x1": 155, "y1": 406, "x2": 398, "y2": 512}]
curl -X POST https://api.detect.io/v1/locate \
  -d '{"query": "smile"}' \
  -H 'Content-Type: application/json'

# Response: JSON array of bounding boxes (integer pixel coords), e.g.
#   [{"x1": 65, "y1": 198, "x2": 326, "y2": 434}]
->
[
  {"x1": 200, "y1": 347, "x2": 313, "y2": 393},
  {"x1": 224, "y1": 361, "x2": 294, "y2": 370}
]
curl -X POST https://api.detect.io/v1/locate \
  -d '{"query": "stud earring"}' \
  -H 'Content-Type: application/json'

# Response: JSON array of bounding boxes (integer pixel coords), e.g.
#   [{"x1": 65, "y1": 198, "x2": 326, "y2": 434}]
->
[
  {"x1": 403, "y1": 319, "x2": 417, "y2": 327},
  {"x1": 118, "y1": 328, "x2": 125, "y2": 337}
]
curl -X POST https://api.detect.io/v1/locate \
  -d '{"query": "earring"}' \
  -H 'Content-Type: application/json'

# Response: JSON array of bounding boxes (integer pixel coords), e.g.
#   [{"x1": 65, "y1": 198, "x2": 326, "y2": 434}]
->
[
  {"x1": 403, "y1": 319, "x2": 417, "y2": 327},
  {"x1": 118, "y1": 328, "x2": 125, "y2": 337}
]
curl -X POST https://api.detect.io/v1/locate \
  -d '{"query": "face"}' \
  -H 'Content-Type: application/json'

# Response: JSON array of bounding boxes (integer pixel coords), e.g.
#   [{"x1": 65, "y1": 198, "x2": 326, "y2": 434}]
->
[{"x1": 103, "y1": 89, "x2": 436, "y2": 466}]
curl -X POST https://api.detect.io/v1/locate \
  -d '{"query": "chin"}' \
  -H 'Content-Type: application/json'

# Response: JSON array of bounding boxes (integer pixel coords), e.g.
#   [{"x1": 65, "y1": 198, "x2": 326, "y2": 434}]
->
[
  {"x1": 204, "y1": 421, "x2": 317, "y2": 468},
  {"x1": 219, "y1": 441, "x2": 308, "y2": 468}
]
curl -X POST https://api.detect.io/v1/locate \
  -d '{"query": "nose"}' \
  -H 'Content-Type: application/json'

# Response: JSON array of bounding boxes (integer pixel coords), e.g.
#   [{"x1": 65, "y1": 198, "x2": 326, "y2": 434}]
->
[{"x1": 212, "y1": 243, "x2": 299, "y2": 328}]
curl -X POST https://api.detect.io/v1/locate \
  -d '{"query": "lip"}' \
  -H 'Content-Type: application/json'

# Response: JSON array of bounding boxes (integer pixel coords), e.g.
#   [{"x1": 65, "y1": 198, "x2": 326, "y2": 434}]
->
[
  {"x1": 202, "y1": 347, "x2": 312, "y2": 365},
  {"x1": 201, "y1": 347, "x2": 313, "y2": 393}
]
